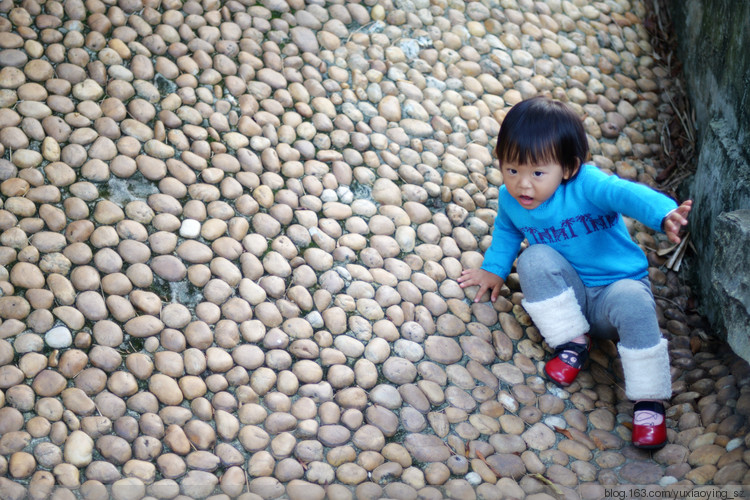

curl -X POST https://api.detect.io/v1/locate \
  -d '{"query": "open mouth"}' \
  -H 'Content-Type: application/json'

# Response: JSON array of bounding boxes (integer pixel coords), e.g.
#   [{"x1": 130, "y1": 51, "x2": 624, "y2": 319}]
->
[{"x1": 519, "y1": 195, "x2": 535, "y2": 206}]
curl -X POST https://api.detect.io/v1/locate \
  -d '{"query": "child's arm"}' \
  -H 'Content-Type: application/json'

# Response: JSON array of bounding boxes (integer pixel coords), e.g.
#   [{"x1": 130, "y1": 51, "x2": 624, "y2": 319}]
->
[
  {"x1": 458, "y1": 268, "x2": 505, "y2": 303},
  {"x1": 662, "y1": 200, "x2": 692, "y2": 243},
  {"x1": 583, "y1": 166, "x2": 683, "y2": 232},
  {"x1": 458, "y1": 192, "x2": 523, "y2": 302}
]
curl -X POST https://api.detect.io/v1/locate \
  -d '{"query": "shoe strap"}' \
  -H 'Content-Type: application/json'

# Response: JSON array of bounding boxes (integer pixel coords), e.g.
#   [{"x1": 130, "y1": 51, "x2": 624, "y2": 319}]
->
[
  {"x1": 633, "y1": 400, "x2": 665, "y2": 414},
  {"x1": 553, "y1": 340, "x2": 589, "y2": 358}
]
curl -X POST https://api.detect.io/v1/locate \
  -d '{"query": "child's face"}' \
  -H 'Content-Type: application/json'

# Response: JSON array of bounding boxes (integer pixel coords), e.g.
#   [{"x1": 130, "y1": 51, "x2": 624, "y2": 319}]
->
[{"x1": 501, "y1": 162, "x2": 570, "y2": 210}]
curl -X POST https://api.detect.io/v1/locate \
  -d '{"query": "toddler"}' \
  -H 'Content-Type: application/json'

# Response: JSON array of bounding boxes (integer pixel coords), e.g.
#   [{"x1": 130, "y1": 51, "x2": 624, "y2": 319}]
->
[{"x1": 458, "y1": 97, "x2": 691, "y2": 449}]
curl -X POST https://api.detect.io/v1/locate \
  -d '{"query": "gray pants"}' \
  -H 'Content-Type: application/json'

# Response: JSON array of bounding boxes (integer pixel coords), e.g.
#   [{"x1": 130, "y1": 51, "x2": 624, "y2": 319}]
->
[{"x1": 516, "y1": 245, "x2": 672, "y2": 400}]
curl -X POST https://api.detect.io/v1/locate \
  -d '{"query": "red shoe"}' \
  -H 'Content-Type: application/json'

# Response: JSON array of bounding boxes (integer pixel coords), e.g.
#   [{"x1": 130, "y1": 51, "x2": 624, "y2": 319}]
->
[
  {"x1": 544, "y1": 337, "x2": 590, "y2": 387},
  {"x1": 632, "y1": 400, "x2": 667, "y2": 449}
]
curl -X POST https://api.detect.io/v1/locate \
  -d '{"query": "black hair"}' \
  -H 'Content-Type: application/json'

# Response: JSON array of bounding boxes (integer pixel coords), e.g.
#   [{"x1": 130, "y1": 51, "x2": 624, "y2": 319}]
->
[{"x1": 495, "y1": 97, "x2": 589, "y2": 182}]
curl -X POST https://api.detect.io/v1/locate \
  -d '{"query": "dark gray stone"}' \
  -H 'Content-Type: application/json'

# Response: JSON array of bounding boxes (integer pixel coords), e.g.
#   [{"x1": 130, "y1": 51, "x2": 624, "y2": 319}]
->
[
  {"x1": 710, "y1": 211, "x2": 750, "y2": 362},
  {"x1": 670, "y1": 0, "x2": 750, "y2": 363}
]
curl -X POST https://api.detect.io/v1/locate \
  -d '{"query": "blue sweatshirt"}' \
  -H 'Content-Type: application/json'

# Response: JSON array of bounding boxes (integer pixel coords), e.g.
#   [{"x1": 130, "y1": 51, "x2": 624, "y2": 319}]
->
[{"x1": 481, "y1": 164, "x2": 678, "y2": 287}]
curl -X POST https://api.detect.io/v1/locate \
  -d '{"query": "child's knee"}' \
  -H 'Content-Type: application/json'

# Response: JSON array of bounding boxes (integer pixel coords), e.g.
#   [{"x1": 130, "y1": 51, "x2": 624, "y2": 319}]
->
[
  {"x1": 605, "y1": 280, "x2": 659, "y2": 344},
  {"x1": 516, "y1": 245, "x2": 557, "y2": 273},
  {"x1": 517, "y1": 244, "x2": 558, "y2": 275},
  {"x1": 613, "y1": 279, "x2": 654, "y2": 305}
]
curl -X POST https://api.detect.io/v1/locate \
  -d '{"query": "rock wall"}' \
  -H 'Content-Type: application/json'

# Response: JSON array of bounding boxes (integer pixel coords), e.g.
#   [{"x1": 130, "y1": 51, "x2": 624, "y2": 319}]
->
[{"x1": 669, "y1": 0, "x2": 750, "y2": 362}]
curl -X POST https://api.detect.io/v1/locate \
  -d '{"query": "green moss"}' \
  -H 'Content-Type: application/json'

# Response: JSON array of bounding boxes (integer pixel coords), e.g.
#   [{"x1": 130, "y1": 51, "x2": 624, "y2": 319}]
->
[
  {"x1": 119, "y1": 336, "x2": 145, "y2": 355},
  {"x1": 155, "y1": 73, "x2": 177, "y2": 96},
  {"x1": 149, "y1": 275, "x2": 173, "y2": 302},
  {"x1": 349, "y1": 180, "x2": 373, "y2": 200}
]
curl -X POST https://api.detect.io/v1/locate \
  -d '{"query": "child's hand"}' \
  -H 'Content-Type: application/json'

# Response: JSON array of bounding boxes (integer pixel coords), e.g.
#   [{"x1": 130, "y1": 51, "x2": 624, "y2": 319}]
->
[
  {"x1": 458, "y1": 268, "x2": 505, "y2": 303},
  {"x1": 663, "y1": 200, "x2": 692, "y2": 244}
]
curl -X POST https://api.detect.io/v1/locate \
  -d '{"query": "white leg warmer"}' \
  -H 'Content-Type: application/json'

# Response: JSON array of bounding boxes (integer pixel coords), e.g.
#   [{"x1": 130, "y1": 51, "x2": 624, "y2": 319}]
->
[
  {"x1": 618, "y1": 338, "x2": 672, "y2": 400},
  {"x1": 521, "y1": 288, "x2": 590, "y2": 348}
]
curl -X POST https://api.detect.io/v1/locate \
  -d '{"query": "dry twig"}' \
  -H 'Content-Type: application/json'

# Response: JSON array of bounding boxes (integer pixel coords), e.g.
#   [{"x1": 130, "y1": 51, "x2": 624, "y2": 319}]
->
[
  {"x1": 665, "y1": 233, "x2": 691, "y2": 271},
  {"x1": 529, "y1": 473, "x2": 564, "y2": 496},
  {"x1": 646, "y1": 0, "x2": 698, "y2": 192},
  {"x1": 476, "y1": 450, "x2": 502, "y2": 478}
]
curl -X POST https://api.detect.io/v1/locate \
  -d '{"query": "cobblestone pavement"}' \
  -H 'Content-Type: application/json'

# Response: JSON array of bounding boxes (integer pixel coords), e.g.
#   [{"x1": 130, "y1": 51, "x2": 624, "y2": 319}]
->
[{"x1": 0, "y1": 0, "x2": 749, "y2": 499}]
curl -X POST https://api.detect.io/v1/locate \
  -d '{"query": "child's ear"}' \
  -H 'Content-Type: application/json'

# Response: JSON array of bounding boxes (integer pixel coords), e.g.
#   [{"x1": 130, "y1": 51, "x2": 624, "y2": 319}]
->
[{"x1": 564, "y1": 159, "x2": 582, "y2": 180}]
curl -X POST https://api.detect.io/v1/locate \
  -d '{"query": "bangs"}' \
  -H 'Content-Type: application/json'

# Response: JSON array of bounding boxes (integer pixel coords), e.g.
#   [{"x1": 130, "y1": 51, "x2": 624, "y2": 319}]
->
[{"x1": 497, "y1": 124, "x2": 561, "y2": 167}]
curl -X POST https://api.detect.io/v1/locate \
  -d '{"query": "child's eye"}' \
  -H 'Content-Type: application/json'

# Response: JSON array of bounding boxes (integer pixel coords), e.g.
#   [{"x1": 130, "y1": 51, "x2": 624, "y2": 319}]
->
[
  {"x1": 533, "y1": 171, "x2": 544, "y2": 177},
  {"x1": 507, "y1": 168, "x2": 517, "y2": 175}
]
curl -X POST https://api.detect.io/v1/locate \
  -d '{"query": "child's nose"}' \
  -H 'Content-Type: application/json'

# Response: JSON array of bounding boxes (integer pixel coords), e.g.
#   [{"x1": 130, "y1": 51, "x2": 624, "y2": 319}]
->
[{"x1": 518, "y1": 175, "x2": 532, "y2": 188}]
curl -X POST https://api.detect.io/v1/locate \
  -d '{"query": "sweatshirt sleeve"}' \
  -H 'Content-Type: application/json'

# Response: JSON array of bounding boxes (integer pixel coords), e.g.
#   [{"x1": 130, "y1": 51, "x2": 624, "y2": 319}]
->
[
  {"x1": 480, "y1": 192, "x2": 524, "y2": 279},
  {"x1": 579, "y1": 165, "x2": 678, "y2": 232}
]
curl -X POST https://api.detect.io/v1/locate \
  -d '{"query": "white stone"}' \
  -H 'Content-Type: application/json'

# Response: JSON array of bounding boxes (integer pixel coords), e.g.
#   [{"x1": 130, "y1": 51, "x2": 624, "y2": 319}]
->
[
  {"x1": 726, "y1": 437, "x2": 743, "y2": 452},
  {"x1": 659, "y1": 476, "x2": 679, "y2": 487},
  {"x1": 337, "y1": 186, "x2": 354, "y2": 204},
  {"x1": 465, "y1": 472, "x2": 483, "y2": 486},
  {"x1": 320, "y1": 189, "x2": 338, "y2": 202},
  {"x1": 180, "y1": 219, "x2": 201, "y2": 238},
  {"x1": 334, "y1": 267, "x2": 352, "y2": 281},
  {"x1": 394, "y1": 339, "x2": 424, "y2": 362},
  {"x1": 548, "y1": 386, "x2": 570, "y2": 399},
  {"x1": 306, "y1": 311, "x2": 324, "y2": 329},
  {"x1": 45, "y1": 326, "x2": 72, "y2": 348},
  {"x1": 543, "y1": 416, "x2": 567, "y2": 430},
  {"x1": 498, "y1": 392, "x2": 519, "y2": 412}
]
